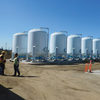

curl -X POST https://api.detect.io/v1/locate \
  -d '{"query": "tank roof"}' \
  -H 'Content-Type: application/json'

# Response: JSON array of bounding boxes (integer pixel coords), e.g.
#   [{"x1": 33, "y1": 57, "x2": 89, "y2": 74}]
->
[
  {"x1": 82, "y1": 37, "x2": 92, "y2": 40},
  {"x1": 29, "y1": 29, "x2": 45, "y2": 33},
  {"x1": 68, "y1": 34, "x2": 81, "y2": 38},
  {"x1": 51, "y1": 32, "x2": 67, "y2": 36},
  {"x1": 93, "y1": 38, "x2": 100, "y2": 41},
  {"x1": 14, "y1": 33, "x2": 27, "y2": 36}
]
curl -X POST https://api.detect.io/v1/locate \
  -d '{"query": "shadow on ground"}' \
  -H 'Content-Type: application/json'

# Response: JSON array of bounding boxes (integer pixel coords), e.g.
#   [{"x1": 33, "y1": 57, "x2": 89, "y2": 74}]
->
[
  {"x1": 19, "y1": 75, "x2": 39, "y2": 78},
  {"x1": 2, "y1": 75, "x2": 39, "y2": 78},
  {"x1": 0, "y1": 85, "x2": 24, "y2": 100}
]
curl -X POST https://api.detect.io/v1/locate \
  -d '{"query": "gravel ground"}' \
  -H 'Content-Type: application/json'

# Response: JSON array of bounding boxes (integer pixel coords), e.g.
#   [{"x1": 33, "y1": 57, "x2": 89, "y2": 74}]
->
[{"x1": 0, "y1": 61, "x2": 100, "y2": 100}]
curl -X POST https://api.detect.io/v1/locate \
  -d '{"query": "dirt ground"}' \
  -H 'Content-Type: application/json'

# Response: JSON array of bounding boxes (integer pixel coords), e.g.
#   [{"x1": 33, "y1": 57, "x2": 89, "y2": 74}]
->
[{"x1": 0, "y1": 61, "x2": 100, "y2": 100}]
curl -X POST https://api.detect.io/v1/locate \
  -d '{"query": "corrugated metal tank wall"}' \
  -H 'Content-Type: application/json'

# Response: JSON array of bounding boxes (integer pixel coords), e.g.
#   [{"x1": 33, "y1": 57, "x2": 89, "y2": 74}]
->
[
  {"x1": 12, "y1": 33, "x2": 27, "y2": 59},
  {"x1": 93, "y1": 39, "x2": 100, "y2": 58},
  {"x1": 81, "y1": 37, "x2": 93, "y2": 57},
  {"x1": 49, "y1": 32, "x2": 67, "y2": 57},
  {"x1": 27, "y1": 29, "x2": 48, "y2": 59},
  {"x1": 67, "y1": 35, "x2": 81, "y2": 58}
]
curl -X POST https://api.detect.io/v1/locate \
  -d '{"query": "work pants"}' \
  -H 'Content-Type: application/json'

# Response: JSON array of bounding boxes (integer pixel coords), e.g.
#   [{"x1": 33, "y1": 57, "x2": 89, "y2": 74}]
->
[
  {"x1": 14, "y1": 64, "x2": 20, "y2": 76},
  {"x1": 0, "y1": 63, "x2": 5, "y2": 75}
]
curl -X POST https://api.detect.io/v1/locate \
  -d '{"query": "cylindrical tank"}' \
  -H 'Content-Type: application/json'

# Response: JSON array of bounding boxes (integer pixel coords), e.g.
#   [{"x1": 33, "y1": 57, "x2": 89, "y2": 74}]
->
[
  {"x1": 12, "y1": 33, "x2": 27, "y2": 59},
  {"x1": 67, "y1": 35, "x2": 81, "y2": 58},
  {"x1": 81, "y1": 37, "x2": 93, "y2": 58},
  {"x1": 93, "y1": 39, "x2": 100, "y2": 58},
  {"x1": 49, "y1": 32, "x2": 67, "y2": 58},
  {"x1": 27, "y1": 29, "x2": 48, "y2": 60}
]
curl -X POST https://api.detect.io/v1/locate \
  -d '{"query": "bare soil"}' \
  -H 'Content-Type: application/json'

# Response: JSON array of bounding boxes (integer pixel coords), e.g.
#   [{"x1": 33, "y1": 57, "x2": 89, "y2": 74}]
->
[{"x1": 0, "y1": 61, "x2": 100, "y2": 100}]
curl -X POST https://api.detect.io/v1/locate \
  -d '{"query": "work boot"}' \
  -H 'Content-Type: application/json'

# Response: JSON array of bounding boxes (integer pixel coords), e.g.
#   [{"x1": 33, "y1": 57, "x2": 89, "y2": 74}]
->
[
  {"x1": 18, "y1": 74, "x2": 20, "y2": 77},
  {"x1": 13, "y1": 74, "x2": 16, "y2": 76}
]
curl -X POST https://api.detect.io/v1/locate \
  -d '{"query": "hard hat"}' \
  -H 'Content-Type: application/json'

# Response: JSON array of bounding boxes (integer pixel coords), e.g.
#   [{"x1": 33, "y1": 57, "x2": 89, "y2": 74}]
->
[
  {"x1": 1, "y1": 51, "x2": 5, "y2": 54},
  {"x1": 0, "y1": 54, "x2": 3, "y2": 58}
]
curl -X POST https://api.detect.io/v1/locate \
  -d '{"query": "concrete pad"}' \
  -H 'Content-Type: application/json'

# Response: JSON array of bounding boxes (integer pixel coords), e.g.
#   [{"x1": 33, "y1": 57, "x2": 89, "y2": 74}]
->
[{"x1": 91, "y1": 70, "x2": 100, "y2": 75}]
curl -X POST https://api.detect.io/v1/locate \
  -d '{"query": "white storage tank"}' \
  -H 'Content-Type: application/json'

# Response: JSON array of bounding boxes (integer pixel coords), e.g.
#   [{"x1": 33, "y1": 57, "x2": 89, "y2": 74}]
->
[
  {"x1": 81, "y1": 37, "x2": 93, "y2": 58},
  {"x1": 49, "y1": 32, "x2": 67, "y2": 58},
  {"x1": 27, "y1": 29, "x2": 48, "y2": 60},
  {"x1": 67, "y1": 35, "x2": 81, "y2": 58},
  {"x1": 12, "y1": 33, "x2": 27, "y2": 59},
  {"x1": 93, "y1": 39, "x2": 100, "y2": 58}
]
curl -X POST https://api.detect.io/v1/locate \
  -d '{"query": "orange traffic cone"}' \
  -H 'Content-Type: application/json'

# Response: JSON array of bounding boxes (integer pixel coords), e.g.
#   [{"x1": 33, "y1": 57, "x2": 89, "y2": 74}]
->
[
  {"x1": 90, "y1": 60, "x2": 92, "y2": 64},
  {"x1": 85, "y1": 63, "x2": 88, "y2": 72},
  {"x1": 89, "y1": 60, "x2": 92, "y2": 73}
]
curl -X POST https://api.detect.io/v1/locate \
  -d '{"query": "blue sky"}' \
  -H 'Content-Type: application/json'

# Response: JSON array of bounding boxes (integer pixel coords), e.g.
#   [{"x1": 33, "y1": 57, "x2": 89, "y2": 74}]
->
[{"x1": 0, "y1": 0, "x2": 100, "y2": 49}]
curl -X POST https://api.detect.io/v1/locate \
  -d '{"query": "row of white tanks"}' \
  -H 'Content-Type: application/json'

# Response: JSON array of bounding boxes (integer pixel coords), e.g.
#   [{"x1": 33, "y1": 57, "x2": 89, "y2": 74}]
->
[
  {"x1": 50, "y1": 34, "x2": 93, "y2": 59},
  {"x1": 12, "y1": 29, "x2": 49, "y2": 60},
  {"x1": 12, "y1": 29, "x2": 100, "y2": 60}
]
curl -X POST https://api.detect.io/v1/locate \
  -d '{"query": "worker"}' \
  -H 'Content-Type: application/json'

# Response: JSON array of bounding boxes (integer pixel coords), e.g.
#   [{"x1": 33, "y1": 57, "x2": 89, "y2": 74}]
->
[
  {"x1": 0, "y1": 51, "x2": 6, "y2": 75},
  {"x1": 13, "y1": 53, "x2": 20, "y2": 76},
  {"x1": 0, "y1": 55, "x2": 4, "y2": 75}
]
